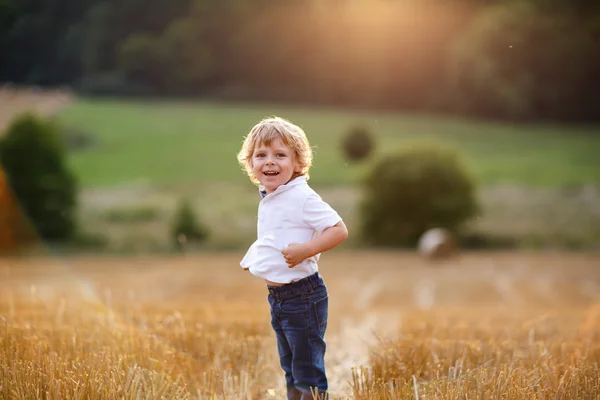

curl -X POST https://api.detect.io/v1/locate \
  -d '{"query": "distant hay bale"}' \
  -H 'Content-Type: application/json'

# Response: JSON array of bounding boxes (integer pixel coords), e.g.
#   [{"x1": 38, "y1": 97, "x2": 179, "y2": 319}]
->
[{"x1": 417, "y1": 228, "x2": 457, "y2": 260}]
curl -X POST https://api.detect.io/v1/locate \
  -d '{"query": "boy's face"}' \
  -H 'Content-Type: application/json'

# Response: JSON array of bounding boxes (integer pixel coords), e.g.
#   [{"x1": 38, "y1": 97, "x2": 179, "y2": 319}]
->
[{"x1": 251, "y1": 137, "x2": 300, "y2": 194}]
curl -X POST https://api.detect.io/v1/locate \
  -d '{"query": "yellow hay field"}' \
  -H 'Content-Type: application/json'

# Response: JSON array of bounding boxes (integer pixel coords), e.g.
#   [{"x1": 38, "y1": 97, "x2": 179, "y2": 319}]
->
[{"x1": 1, "y1": 251, "x2": 599, "y2": 399}]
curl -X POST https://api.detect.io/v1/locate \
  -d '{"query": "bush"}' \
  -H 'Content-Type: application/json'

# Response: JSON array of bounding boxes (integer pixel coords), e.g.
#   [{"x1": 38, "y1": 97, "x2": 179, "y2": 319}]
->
[
  {"x1": 170, "y1": 198, "x2": 209, "y2": 251},
  {"x1": 341, "y1": 125, "x2": 375, "y2": 162},
  {"x1": 360, "y1": 145, "x2": 477, "y2": 247},
  {"x1": 0, "y1": 113, "x2": 78, "y2": 242}
]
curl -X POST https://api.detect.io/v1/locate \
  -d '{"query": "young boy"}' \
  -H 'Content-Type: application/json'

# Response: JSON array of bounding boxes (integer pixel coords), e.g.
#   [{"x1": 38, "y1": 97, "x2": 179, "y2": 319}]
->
[{"x1": 237, "y1": 117, "x2": 348, "y2": 399}]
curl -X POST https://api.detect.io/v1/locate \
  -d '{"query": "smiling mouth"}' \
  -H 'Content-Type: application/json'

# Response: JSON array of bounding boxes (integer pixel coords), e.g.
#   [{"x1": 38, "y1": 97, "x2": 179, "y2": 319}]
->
[{"x1": 263, "y1": 171, "x2": 279, "y2": 176}]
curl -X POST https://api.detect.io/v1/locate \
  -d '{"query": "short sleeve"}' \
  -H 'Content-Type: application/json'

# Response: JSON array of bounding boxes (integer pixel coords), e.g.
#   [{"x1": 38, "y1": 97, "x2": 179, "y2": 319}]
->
[{"x1": 302, "y1": 193, "x2": 342, "y2": 233}]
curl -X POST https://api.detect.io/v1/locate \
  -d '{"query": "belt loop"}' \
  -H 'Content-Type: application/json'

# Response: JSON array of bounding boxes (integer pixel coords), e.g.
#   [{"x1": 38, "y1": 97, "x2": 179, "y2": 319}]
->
[
  {"x1": 304, "y1": 278, "x2": 313, "y2": 294},
  {"x1": 310, "y1": 272, "x2": 319, "y2": 288}
]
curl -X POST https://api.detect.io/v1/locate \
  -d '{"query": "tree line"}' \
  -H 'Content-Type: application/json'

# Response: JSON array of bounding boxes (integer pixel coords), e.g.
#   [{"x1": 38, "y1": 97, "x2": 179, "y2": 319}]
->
[{"x1": 2, "y1": 0, "x2": 599, "y2": 122}]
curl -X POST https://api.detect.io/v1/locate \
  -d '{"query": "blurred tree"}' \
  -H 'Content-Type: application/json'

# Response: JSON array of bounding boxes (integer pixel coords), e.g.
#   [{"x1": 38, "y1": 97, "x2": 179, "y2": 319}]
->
[
  {"x1": 1, "y1": 0, "x2": 598, "y2": 122},
  {"x1": 0, "y1": 0, "x2": 95, "y2": 84},
  {"x1": 0, "y1": 113, "x2": 77, "y2": 242},
  {"x1": 447, "y1": 2, "x2": 599, "y2": 121},
  {"x1": 117, "y1": 32, "x2": 163, "y2": 86},
  {"x1": 156, "y1": 18, "x2": 213, "y2": 92},
  {"x1": 79, "y1": 0, "x2": 192, "y2": 86},
  {"x1": 116, "y1": 18, "x2": 213, "y2": 94}
]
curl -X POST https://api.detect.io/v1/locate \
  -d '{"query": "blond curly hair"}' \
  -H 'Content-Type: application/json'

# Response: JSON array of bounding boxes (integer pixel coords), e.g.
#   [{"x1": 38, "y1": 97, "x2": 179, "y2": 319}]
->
[{"x1": 237, "y1": 116, "x2": 313, "y2": 185}]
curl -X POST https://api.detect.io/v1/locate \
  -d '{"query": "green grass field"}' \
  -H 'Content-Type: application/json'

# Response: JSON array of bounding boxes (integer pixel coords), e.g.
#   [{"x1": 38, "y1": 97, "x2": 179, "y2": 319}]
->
[
  {"x1": 50, "y1": 98, "x2": 600, "y2": 252},
  {"x1": 58, "y1": 98, "x2": 600, "y2": 189}
]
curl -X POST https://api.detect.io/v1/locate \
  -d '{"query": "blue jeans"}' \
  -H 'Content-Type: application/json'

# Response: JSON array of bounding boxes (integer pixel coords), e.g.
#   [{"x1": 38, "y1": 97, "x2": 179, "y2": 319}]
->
[{"x1": 267, "y1": 272, "x2": 329, "y2": 400}]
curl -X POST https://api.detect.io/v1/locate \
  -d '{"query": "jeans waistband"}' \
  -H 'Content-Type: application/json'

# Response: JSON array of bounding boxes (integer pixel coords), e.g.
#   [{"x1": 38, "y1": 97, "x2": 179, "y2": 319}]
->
[{"x1": 267, "y1": 272, "x2": 323, "y2": 301}]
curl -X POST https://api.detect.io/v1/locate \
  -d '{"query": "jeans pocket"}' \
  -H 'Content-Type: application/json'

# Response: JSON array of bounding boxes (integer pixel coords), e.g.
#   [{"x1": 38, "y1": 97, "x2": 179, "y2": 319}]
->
[
  {"x1": 279, "y1": 296, "x2": 307, "y2": 314},
  {"x1": 313, "y1": 295, "x2": 328, "y2": 336}
]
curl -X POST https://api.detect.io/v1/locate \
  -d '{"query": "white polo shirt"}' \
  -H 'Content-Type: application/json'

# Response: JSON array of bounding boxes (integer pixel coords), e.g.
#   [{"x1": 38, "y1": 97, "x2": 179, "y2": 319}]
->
[{"x1": 240, "y1": 176, "x2": 342, "y2": 283}]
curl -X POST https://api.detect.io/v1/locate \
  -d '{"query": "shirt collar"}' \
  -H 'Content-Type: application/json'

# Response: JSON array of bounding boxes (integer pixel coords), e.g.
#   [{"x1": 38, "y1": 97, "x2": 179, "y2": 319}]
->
[{"x1": 258, "y1": 175, "x2": 307, "y2": 199}]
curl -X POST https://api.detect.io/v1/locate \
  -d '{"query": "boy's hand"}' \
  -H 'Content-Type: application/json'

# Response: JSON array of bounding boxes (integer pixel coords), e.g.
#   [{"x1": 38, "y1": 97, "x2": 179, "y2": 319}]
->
[
  {"x1": 282, "y1": 222, "x2": 348, "y2": 268},
  {"x1": 281, "y1": 243, "x2": 311, "y2": 268}
]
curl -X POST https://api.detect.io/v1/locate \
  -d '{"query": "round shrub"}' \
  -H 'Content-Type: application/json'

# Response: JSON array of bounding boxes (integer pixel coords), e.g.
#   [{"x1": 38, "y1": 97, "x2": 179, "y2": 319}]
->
[
  {"x1": 0, "y1": 113, "x2": 77, "y2": 242},
  {"x1": 170, "y1": 198, "x2": 209, "y2": 251},
  {"x1": 341, "y1": 125, "x2": 375, "y2": 162},
  {"x1": 359, "y1": 145, "x2": 477, "y2": 247}
]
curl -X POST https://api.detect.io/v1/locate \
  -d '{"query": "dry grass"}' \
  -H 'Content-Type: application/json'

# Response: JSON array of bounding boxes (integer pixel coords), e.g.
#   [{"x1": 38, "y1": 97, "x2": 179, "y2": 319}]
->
[
  {"x1": 352, "y1": 307, "x2": 600, "y2": 399},
  {"x1": 1, "y1": 251, "x2": 599, "y2": 399}
]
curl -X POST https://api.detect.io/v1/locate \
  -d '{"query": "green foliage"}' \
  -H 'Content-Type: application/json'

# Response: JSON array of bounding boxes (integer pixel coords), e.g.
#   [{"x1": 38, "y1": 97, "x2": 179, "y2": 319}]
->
[
  {"x1": 117, "y1": 33, "x2": 162, "y2": 83},
  {"x1": 80, "y1": 0, "x2": 192, "y2": 77},
  {"x1": 360, "y1": 145, "x2": 478, "y2": 247},
  {"x1": 0, "y1": 0, "x2": 90, "y2": 84},
  {"x1": 115, "y1": 19, "x2": 212, "y2": 94},
  {"x1": 0, "y1": 113, "x2": 78, "y2": 241},
  {"x1": 448, "y1": 2, "x2": 598, "y2": 120},
  {"x1": 170, "y1": 198, "x2": 209, "y2": 250},
  {"x1": 2, "y1": 0, "x2": 599, "y2": 122},
  {"x1": 341, "y1": 125, "x2": 375, "y2": 163},
  {"x1": 156, "y1": 18, "x2": 213, "y2": 91}
]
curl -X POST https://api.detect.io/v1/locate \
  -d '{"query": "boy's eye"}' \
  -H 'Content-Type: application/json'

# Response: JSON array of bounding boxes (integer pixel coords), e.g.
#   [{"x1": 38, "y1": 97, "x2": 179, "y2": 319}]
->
[
  {"x1": 276, "y1": 153, "x2": 287, "y2": 158},
  {"x1": 255, "y1": 153, "x2": 265, "y2": 158}
]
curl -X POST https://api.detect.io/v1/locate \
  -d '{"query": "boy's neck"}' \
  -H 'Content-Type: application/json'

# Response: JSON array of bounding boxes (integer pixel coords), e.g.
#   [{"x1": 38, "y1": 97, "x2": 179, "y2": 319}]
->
[
  {"x1": 286, "y1": 172, "x2": 302, "y2": 185},
  {"x1": 260, "y1": 174, "x2": 305, "y2": 197}
]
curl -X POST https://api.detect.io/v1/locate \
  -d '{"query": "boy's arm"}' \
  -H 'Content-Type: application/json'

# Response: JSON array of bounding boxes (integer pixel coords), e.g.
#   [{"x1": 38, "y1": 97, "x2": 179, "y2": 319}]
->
[{"x1": 281, "y1": 221, "x2": 348, "y2": 268}]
